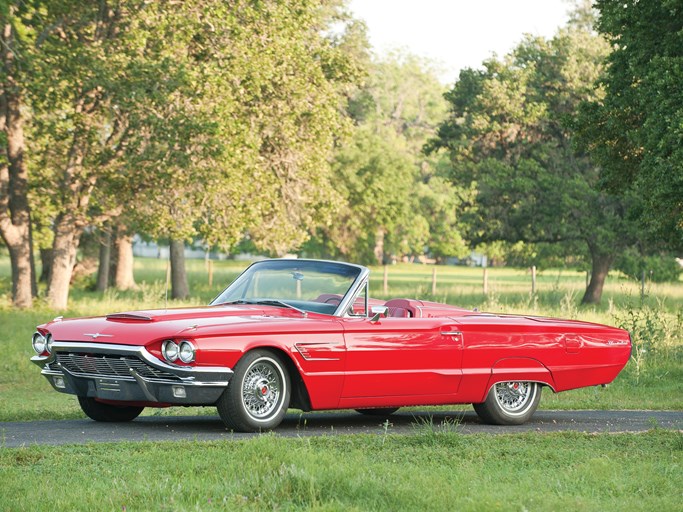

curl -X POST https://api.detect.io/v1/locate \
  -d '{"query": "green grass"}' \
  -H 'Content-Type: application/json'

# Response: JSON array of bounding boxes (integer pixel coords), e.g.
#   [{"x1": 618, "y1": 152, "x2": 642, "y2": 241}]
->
[
  {"x1": 0, "y1": 431, "x2": 681, "y2": 511},
  {"x1": 0, "y1": 255, "x2": 681, "y2": 421}
]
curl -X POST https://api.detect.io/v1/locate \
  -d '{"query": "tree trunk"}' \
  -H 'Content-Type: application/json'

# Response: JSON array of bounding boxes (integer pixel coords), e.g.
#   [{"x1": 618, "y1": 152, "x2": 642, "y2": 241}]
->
[
  {"x1": 29, "y1": 221, "x2": 37, "y2": 297},
  {"x1": 39, "y1": 248, "x2": 53, "y2": 284},
  {"x1": 170, "y1": 238, "x2": 189, "y2": 299},
  {"x1": 5, "y1": 239, "x2": 33, "y2": 307},
  {"x1": 96, "y1": 229, "x2": 111, "y2": 292},
  {"x1": 581, "y1": 247, "x2": 614, "y2": 304},
  {"x1": 373, "y1": 227, "x2": 385, "y2": 266},
  {"x1": 112, "y1": 225, "x2": 136, "y2": 290},
  {"x1": 47, "y1": 214, "x2": 82, "y2": 309},
  {"x1": 0, "y1": 20, "x2": 35, "y2": 308}
]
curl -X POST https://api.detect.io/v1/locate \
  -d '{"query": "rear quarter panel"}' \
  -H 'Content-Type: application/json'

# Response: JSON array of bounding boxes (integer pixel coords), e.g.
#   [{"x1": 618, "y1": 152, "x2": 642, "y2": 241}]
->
[{"x1": 456, "y1": 315, "x2": 631, "y2": 402}]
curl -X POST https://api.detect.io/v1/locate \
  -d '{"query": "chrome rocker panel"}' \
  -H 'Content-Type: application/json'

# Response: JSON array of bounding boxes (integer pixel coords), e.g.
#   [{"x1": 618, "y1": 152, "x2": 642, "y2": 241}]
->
[{"x1": 31, "y1": 341, "x2": 233, "y2": 405}]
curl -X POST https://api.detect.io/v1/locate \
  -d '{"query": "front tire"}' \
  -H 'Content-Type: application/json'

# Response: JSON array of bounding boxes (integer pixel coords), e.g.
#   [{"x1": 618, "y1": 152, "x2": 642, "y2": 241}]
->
[
  {"x1": 78, "y1": 396, "x2": 144, "y2": 422},
  {"x1": 217, "y1": 350, "x2": 291, "y2": 432},
  {"x1": 473, "y1": 381, "x2": 541, "y2": 425}
]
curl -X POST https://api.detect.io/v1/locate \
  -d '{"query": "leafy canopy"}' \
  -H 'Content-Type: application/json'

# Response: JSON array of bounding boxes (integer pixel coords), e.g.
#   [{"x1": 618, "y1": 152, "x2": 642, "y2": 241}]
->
[
  {"x1": 576, "y1": 0, "x2": 683, "y2": 251},
  {"x1": 429, "y1": 22, "x2": 638, "y2": 302}
]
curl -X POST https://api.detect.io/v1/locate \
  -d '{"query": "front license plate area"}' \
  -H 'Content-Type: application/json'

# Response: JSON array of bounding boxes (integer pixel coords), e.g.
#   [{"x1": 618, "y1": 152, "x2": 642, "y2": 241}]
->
[{"x1": 96, "y1": 378, "x2": 121, "y2": 394}]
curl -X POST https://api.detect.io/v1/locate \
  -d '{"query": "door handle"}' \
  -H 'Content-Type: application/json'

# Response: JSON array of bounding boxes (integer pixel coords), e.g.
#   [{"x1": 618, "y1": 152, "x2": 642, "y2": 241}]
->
[{"x1": 441, "y1": 330, "x2": 462, "y2": 336}]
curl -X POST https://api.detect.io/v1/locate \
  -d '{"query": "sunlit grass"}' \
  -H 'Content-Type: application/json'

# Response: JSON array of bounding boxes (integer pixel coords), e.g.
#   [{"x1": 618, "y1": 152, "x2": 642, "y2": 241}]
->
[{"x1": 0, "y1": 431, "x2": 681, "y2": 511}]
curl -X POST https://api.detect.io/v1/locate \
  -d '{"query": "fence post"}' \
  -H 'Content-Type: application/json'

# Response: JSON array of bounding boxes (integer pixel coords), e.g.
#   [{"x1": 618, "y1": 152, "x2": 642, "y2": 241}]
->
[
  {"x1": 383, "y1": 265, "x2": 388, "y2": 295},
  {"x1": 483, "y1": 266, "x2": 488, "y2": 295},
  {"x1": 641, "y1": 269, "x2": 646, "y2": 299},
  {"x1": 208, "y1": 259, "x2": 214, "y2": 288},
  {"x1": 432, "y1": 267, "x2": 437, "y2": 296},
  {"x1": 531, "y1": 265, "x2": 537, "y2": 295}
]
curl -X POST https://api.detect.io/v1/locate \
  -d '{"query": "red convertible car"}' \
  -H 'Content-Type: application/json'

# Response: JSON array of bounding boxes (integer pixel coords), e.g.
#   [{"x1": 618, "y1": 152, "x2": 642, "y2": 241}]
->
[{"x1": 31, "y1": 259, "x2": 631, "y2": 432}]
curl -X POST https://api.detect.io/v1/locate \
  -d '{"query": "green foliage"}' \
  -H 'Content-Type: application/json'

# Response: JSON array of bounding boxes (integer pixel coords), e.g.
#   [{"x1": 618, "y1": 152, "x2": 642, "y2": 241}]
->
[
  {"x1": 611, "y1": 296, "x2": 683, "y2": 384},
  {"x1": 429, "y1": 18, "x2": 641, "y2": 303},
  {"x1": 25, "y1": 0, "x2": 367, "y2": 256},
  {"x1": 614, "y1": 248, "x2": 683, "y2": 283},
  {"x1": 327, "y1": 124, "x2": 426, "y2": 264},
  {"x1": 577, "y1": 0, "x2": 683, "y2": 251},
  {"x1": 431, "y1": 29, "x2": 615, "y2": 245},
  {"x1": 4, "y1": 0, "x2": 370, "y2": 308},
  {"x1": 309, "y1": 52, "x2": 469, "y2": 264}
]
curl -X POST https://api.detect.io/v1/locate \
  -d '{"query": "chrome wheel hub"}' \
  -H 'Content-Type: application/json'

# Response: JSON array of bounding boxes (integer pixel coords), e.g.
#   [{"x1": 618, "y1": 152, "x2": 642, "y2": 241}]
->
[
  {"x1": 242, "y1": 361, "x2": 281, "y2": 419},
  {"x1": 494, "y1": 382, "x2": 532, "y2": 413}
]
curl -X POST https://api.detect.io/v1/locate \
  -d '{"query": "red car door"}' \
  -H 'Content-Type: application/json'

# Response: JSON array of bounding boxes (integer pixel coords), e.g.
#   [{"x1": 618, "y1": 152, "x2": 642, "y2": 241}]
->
[{"x1": 338, "y1": 316, "x2": 463, "y2": 405}]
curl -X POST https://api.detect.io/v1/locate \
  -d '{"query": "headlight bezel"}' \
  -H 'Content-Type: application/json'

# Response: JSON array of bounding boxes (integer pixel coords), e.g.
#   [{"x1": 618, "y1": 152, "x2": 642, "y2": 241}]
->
[
  {"x1": 178, "y1": 340, "x2": 196, "y2": 363},
  {"x1": 32, "y1": 332, "x2": 47, "y2": 354},
  {"x1": 162, "y1": 339, "x2": 179, "y2": 362}
]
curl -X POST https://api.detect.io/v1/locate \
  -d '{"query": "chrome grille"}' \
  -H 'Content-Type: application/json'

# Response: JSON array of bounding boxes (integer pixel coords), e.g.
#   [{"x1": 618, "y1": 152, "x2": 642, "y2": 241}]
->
[{"x1": 56, "y1": 353, "x2": 180, "y2": 381}]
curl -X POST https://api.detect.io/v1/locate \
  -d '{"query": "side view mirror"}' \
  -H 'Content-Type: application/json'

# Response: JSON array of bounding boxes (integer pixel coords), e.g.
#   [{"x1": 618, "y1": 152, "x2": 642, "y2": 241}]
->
[{"x1": 370, "y1": 305, "x2": 388, "y2": 323}]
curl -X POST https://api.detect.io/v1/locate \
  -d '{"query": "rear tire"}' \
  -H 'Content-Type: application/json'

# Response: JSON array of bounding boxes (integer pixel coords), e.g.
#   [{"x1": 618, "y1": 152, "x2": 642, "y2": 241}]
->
[
  {"x1": 356, "y1": 408, "x2": 399, "y2": 417},
  {"x1": 217, "y1": 349, "x2": 291, "y2": 432},
  {"x1": 78, "y1": 396, "x2": 144, "y2": 422},
  {"x1": 473, "y1": 381, "x2": 541, "y2": 425}
]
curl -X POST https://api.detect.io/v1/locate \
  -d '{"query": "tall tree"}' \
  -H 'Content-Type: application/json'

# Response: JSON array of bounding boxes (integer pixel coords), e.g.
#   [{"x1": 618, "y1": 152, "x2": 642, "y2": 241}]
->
[
  {"x1": 122, "y1": 0, "x2": 367, "y2": 297},
  {"x1": 430, "y1": 26, "x2": 634, "y2": 303},
  {"x1": 27, "y1": 0, "x2": 365, "y2": 307},
  {"x1": 576, "y1": 0, "x2": 683, "y2": 251},
  {"x1": 313, "y1": 52, "x2": 466, "y2": 264},
  {"x1": 0, "y1": 4, "x2": 36, "y2": 307},
  {"x1": 28, "y1": 0, "x2": 157, "y2": 308},
  {"x1": 331, "y1": 124, "x2": 423, "y2": 264}
]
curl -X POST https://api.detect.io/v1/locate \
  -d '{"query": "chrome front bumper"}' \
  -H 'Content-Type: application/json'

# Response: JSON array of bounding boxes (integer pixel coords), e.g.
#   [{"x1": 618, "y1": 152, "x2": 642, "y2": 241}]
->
[{"x1": 31, "y1": 342, "x2": 233, "y2": 405}]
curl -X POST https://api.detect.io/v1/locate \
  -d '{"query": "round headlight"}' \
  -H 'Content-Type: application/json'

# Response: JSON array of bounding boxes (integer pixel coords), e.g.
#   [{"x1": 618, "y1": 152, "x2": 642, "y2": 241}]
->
[
  {"x1": 32, "y1": 332, "x2": 47, "y2": 354},
  {"x1": 178, "y1": 340, "x2": 196, "y2": 363},
  {"x1": 45, "y1": 334, "x2": 54, "y2": 354},
  {"x1": 162, "y1": 340, "x2": 179, "y2": 362}
]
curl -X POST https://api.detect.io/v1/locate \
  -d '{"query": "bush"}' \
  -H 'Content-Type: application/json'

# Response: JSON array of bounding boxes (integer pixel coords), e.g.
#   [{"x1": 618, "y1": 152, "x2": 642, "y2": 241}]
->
[{"x1": 614, "y1": 249, "x2": 682, "y2": 283}]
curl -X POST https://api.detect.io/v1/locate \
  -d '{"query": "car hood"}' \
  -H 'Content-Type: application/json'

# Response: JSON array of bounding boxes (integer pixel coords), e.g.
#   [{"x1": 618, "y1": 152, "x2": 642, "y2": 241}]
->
[{"x1": 41, "y1": 305, "x2": 323, "y2": 346}]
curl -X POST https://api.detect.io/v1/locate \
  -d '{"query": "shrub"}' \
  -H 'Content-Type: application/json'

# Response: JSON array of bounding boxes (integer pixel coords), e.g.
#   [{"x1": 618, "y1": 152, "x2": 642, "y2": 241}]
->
[{"x1": 614, "y1": 249, "x2": 682, "y2": 283}]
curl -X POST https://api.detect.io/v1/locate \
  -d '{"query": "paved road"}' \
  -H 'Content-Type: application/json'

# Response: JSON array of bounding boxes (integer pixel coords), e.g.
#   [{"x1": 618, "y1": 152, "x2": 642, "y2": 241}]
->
[{"x1": 1, "y1": 410, "x2": 681, "y2": 448}]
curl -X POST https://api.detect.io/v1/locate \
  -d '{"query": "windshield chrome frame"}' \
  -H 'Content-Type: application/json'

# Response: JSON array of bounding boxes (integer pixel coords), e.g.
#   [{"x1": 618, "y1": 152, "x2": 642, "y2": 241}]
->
[
  {"x1": 333, "y1": 267, "x2": 370, "y2": 317},
  {"x1": 209, "y1": 259, "x2": 369, "y2": 318}
]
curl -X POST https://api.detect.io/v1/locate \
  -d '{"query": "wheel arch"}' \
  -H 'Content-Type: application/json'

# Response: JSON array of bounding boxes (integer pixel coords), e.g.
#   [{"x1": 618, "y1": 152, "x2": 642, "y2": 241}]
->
[
  {"x1": 478, "y1": 357, "x2": 556, "y2": 403},
  {"x1": 236, "y1": 345, "x2": 312, "y2": 412}
]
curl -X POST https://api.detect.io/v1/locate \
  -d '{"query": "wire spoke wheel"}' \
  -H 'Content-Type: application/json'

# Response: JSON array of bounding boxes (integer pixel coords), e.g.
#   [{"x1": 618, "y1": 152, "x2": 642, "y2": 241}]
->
[
  {"x1": 494, "y1": 382, "x2": 533, "y2": 414},
  {"x1": 242, "y1": 361, "x2": 282, "y2": 419},
  {"x1": 217, "y1": 350, "x2": 291, "y2": 432},
  {"x1": 473, "y1": 381, "x2": 542, "y2": 425}
]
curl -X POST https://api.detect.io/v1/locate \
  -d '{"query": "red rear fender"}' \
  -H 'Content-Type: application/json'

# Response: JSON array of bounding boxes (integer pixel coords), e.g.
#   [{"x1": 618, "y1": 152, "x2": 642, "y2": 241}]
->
[{"x1": 481, "y1": 357, "x2": 556, "y2": 402}]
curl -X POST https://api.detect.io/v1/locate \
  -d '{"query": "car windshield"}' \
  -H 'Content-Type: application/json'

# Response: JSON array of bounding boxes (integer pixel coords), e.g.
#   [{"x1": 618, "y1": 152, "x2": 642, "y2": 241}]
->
[{"x1": 210, "y1": 260, "x2": 365, "y2": 316}]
